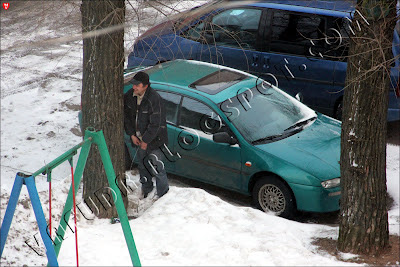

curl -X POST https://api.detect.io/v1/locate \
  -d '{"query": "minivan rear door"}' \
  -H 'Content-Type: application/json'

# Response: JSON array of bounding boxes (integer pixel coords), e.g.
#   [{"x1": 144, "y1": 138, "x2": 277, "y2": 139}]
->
[{"x1": 260, "y1": 8, "x2": 338, "y2": 115}]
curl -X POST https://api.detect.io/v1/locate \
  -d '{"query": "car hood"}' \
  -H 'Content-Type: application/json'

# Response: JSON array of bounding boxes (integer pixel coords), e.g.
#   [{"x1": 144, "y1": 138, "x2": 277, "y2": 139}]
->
[{"x1": 255, "y1": 114, "x2": 341, "y2": 181}]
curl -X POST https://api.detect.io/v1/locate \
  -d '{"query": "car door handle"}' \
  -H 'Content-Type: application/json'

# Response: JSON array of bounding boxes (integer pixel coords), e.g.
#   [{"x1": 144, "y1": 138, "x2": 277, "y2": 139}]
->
[
  {"x1": 263, "y1": 56, "x2": 270, "y2": 69},
  {"x1": 252, "y1": 54, "x2": 259, "y2": 67}
]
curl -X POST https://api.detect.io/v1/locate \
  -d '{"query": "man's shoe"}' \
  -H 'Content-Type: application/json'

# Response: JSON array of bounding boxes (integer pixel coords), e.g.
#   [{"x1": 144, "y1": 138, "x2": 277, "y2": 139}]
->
[
  {"x1": 140, "y1": 187, "x2": 154, "y2": 200},
  {"x1": 111, "y1": 217, "x2": 120, "y2": 224},
  {"x1": 158, "y1": 188, "x2": 169, "y2": 198}
]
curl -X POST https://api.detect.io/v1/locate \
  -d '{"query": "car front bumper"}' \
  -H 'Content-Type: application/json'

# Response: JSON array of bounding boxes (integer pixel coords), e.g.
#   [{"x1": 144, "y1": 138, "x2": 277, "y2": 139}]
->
[{"x1": 289, "y1": 182, "x2": 341, "y2": 213}]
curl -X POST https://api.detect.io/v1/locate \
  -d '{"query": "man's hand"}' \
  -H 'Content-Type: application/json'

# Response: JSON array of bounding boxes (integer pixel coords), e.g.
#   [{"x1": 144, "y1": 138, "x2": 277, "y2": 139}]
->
[
  {"x1": 140, "y1": 141, "x2": 148, "y2": 150},
  {"x1": 131, "y1": 135, "x2": 141, "y2": 146}
]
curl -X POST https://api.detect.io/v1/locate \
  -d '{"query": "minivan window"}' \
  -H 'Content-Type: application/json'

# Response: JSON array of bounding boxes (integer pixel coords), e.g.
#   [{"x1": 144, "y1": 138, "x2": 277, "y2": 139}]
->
[
  {"x1": 219, "y1": 83, "x2": 316, "y2": 144},
  {"x1": 269, "y1": 10, "x2": 325, "y2": 57},
  {"x1": 184, "y1": 22, "x2": 205, "y2": 41},
  {"x1": 324, "y1": 17, "x2": 350, "y2": 61},
  {"x1": 208, "y1": 8, "x2": 262, "y2": 49}
]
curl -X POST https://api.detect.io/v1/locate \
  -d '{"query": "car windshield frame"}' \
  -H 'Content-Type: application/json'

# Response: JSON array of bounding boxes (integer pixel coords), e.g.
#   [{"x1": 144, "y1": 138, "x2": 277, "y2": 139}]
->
[{"x1": 218, "y1": 82, "x2": 317, "y2": 145}]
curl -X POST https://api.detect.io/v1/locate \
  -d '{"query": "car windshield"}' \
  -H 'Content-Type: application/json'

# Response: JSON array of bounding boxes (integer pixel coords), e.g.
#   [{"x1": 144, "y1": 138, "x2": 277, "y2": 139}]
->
[{"x1": 219, "y1": 82, "x2": 317, "y2": 144}]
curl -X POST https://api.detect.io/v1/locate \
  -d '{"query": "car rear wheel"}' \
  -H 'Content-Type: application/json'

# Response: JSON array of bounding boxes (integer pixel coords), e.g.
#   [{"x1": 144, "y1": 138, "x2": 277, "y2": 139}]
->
[{"x1": 252, "y1": 176, "x2": 296, "y2": 219}]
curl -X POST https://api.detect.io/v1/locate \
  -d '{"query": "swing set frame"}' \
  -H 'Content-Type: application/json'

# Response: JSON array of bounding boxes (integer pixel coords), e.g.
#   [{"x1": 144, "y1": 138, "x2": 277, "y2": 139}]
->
[{"x1": 0, "y1": 128, "x2": 141, "y2": 266}]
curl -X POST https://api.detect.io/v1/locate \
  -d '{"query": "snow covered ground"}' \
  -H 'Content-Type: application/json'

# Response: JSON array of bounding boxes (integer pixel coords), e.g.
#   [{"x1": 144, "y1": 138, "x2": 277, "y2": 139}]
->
[{"x1": 1, "y1": 1, "x2": 399, "y2": 266}]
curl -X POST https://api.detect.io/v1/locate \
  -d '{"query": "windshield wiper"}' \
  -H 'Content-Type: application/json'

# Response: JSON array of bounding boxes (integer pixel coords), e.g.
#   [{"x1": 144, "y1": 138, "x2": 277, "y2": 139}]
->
[
  {"x1": 252, "y1": 117, "x2": 317, "y2": 145},
  {"x1": 284, "y1": 116, "x2": 317, "y2": 132},
  {"x1": 252, "y1": 134, "x2": 283, "y2": 145}
]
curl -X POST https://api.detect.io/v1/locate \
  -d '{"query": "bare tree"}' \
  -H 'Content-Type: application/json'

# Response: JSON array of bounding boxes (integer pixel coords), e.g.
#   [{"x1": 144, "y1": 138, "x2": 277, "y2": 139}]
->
[
  {"x1": 81, "y1": 0, "x2": 126, "y2": 218},
  {"x1": 338, "y1": 0, "x2": 397, "y2": 255}
]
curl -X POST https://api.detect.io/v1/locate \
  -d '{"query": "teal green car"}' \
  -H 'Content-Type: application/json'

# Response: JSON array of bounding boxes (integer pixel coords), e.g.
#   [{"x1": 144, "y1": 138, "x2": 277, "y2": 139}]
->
[{"x1": 123, "y1": 59, "x2": 341, "y2": 218}]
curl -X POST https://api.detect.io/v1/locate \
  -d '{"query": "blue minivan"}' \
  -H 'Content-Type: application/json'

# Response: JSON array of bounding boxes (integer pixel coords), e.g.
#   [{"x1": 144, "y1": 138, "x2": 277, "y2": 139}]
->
[{"x1": 127, "y1": 0, "x2": 400, "y2": 121}]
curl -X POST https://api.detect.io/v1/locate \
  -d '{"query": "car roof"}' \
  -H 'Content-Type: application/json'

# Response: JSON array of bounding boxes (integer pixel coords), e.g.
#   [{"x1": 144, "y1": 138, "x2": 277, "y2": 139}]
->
[
  {"x1": 143, "y1": 60, "x2": 259, "y2": 103},
  {"x1": 217, "y1": 0, "x2": 356, "y2": 18},
  {"x1": 228, "y1": 0, "x2": 355, "y2": 11}
]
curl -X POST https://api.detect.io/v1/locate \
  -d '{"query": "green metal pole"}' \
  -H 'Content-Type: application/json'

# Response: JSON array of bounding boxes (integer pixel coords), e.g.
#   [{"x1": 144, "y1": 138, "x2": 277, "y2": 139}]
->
[
  {"x1": 53, "y1": 136, "x2": 92, "y2": 257},
  {"x1": 32, "y1": 139, "x2": 90, "y2": 178},
  {"x1": 88, "y1": 129, "x2": 141, "y2": 267}
]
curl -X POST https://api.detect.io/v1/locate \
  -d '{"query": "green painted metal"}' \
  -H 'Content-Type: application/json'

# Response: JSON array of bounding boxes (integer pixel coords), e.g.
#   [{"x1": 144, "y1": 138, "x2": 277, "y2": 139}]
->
[
  {"x1": 52, "y1": 128, "x2": 141, "y2": 266},
  {"x1": 32, "y1": 139, "x2": 90, "y2": 178},
  {"x1": 53, "y1": 136, "x2": 92, "y2": 257},
  {"x1": 87, "y1": 129, "x2": 141, "y2": 267},
  {"x1": 3, "y1": 127, "x2": 141, "y2": 266}
]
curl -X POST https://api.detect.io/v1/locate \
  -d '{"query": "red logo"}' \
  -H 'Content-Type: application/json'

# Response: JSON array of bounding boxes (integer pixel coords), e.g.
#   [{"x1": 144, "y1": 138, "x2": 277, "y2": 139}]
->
[{"x1": 3, "y1": 3, "x2": 9, "y2": 10}]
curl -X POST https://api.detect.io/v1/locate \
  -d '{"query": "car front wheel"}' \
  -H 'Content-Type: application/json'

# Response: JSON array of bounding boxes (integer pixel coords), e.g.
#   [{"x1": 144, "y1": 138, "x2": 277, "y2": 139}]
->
[{"x1": 252, "y1": 176, "x2": 296, "y2": 219}]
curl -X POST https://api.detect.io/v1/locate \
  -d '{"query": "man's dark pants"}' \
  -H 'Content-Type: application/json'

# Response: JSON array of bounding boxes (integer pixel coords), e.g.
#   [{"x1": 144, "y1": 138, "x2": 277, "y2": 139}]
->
[{"x1": 137, "y1": 147, "x2": 169, "y2": 197}]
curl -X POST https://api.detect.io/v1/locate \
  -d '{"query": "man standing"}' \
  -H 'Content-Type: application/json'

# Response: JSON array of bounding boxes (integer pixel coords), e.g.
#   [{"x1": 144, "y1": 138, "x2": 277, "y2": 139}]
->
[{"x1": 124, "y1": 71, "x2": 169, "y2": 199}]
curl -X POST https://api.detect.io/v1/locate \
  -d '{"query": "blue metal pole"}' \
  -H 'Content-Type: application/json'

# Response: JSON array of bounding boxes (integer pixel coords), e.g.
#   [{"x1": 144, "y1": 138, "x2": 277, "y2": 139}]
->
[
  {"x1": 25, "y1": 176, "x2": 59, "y2": 267},
  {"x1": 0, "y1": 173, "x2": 24, "y2": 256}
]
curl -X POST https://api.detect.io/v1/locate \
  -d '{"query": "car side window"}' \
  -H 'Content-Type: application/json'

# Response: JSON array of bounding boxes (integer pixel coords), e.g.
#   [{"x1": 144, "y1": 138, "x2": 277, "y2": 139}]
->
[
  {"x1": 184, "y1": 22, "x2": 205, "y2": 41},
  {"x1": 324, "y1": 17, "x2": 350, "y2": 61},
  {"x1": 180, "y1": 97, "x2": 226, "y2": 136},
  {"x1": 269, "y1": 10, "x2": 325, "y2": 57},
  {"x1": 158, "y1": 91, "x2": 181, "y2": 125},
  {"x1": 205, "y1": 8, "x2": 262, "y2": 50}
]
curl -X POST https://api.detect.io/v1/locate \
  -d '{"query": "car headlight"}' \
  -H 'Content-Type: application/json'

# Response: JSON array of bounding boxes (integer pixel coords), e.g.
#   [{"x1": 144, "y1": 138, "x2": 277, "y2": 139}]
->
[{"x1": 321, "y1": 178, "x2": 340, "y2": 188}]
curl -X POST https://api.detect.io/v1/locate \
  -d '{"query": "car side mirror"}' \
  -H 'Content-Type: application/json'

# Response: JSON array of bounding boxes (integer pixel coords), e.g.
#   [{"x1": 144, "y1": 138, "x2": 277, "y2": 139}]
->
[{"x1": 213, "y1": 132, "x2": 237, "y2": 145}]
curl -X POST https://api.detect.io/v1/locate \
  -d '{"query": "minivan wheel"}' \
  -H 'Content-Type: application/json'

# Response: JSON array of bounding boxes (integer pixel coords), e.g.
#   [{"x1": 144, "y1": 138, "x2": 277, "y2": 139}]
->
[{"x1": 252, "y1": 177, "x2": 296, "y2": 219}]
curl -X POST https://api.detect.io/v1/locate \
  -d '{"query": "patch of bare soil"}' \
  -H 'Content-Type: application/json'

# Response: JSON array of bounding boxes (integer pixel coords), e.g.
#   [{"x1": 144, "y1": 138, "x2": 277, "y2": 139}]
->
[{"x1": 313, "y1": 235, "x2": 400, "y2": 266}]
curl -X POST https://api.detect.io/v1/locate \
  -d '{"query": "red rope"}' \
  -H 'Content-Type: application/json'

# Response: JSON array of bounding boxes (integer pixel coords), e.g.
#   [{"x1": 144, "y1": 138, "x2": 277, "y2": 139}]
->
[
  {"x1": 71, "y1": 165, "x2": 79, "y2": 267},
  {"x1": 49, "y1": 181, "x2": 52, "y2": 238}
]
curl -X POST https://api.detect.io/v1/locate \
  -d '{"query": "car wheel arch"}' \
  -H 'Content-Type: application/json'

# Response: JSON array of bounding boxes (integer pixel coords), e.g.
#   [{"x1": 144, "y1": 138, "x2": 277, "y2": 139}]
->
[{"x1": 248, "y1": 171, "x2": 297, "y2": 209}]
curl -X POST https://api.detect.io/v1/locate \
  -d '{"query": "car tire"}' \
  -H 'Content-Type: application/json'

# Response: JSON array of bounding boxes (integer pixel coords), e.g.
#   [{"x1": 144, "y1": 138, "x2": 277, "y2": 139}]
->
[
  {"x1": 334, "y1": 99, "x2": 343, "y2": 121},
  {"x1": 252, "y1": 176, "x2": 296, "y2": 219}
]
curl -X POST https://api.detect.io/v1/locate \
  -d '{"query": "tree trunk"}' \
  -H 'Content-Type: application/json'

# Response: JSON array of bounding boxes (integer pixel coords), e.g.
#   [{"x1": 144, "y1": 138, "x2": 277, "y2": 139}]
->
[
  {"x1": 338, "y1": 0, "x2": 396, "y2": 255},
  {"x1": 81, "y1": 0, "x2": 126, "y2": 219}
]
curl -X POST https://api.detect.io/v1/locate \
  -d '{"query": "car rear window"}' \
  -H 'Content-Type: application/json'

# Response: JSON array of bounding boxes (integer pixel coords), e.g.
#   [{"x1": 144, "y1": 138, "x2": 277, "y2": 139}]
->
[{"x1": 189, "y1": 69, "x2": 247, "y2": 94}]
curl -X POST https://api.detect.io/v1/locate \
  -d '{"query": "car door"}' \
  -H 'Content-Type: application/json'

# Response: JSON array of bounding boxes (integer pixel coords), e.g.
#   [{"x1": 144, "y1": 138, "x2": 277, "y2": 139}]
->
[
  {"x1": 194, "y1": 7, "x2": 265, "y2": 77},
  {"x1": 259, "y1": 9, "x2": 337, "y2": 115},
  {"x1": 154, "y1": 90, "x2": 183, "y2": 173},
  {"x1": 173, "y1": 96, "x2": 242, "y2": 191}
]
